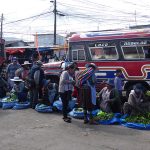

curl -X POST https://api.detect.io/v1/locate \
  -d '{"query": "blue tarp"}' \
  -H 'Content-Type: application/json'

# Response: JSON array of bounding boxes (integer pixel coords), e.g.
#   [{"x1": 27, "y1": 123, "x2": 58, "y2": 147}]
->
[
  {"x1": 96, "y1": 113, "x2": 122, "y2": 125},
  {"x1": 120, "y1": 114, "x2": 150, "y2": 130}
]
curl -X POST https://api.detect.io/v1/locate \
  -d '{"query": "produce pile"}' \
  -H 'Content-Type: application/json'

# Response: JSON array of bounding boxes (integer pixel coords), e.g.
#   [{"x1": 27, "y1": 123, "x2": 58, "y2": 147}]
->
[
  {"x1": 2, "y1": 93, "x2": 17, "y2": 102},
  {"x1": 145, "y1": 90, "x2": 150, "y2": 96},
  {"x1": 74, "y1": 108, "x2": 84, "y2": 112},
  {"x1": 125, "y1": 113, "x2": 150, "y2": 125},
  {"x1": 93, "y1": 111, "x2": 114, "y2": 121}
]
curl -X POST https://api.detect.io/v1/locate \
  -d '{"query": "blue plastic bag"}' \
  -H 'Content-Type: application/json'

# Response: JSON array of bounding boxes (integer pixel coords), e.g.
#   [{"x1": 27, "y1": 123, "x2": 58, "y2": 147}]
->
[
  {"x1": 2, "y1": 102, "x2": 16, "y2": 109},
  {"x1": 69, "y1": 108, "x2": 100, "y2": 119},
  {"x1": 53, "y1": 98, "x2": 76, "y2": 111},
  {"x1": 13, "y1": 102, "x2": 30, "y2": 110},
  {"x1": 69, "y1": 108, "x2": 84, "y2": 119},
  {"x1": 53, "y1": 100, "x2": 63, "y2": 111},
  {"x1": 35, "y1": 104, "x2": 53, "y2": 113}
]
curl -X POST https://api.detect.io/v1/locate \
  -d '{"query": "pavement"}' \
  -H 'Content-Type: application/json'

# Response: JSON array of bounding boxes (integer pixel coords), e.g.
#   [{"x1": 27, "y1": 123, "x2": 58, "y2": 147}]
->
[{"x1": 0, "y1": 109, "x2": 149, "y2": 150}]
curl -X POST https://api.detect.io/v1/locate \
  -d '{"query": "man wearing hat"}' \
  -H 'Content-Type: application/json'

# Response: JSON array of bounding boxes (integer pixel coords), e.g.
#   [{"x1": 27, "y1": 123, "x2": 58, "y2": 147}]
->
[
  {"x1": 6, "y1": 57, "x2": 21, "y2": 89},
  {"x1": 15, "y1": 61, "x2": 31, "y2": 80},
  {"x1": 98, "y1": 79, "x2": 121, "y2": 113},
  {"x1": 123, "y1": 83, "x2": 150, "y2": 115}
]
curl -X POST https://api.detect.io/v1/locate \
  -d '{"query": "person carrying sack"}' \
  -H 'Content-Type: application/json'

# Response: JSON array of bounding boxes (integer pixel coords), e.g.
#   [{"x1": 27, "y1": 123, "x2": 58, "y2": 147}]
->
[{"x1": 76, "y1": 63, "x2": 97, "y2": 124}]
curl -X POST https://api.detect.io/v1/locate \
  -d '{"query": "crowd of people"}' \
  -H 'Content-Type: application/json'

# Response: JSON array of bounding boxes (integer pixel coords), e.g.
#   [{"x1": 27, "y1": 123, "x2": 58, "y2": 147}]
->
[{"x1": 0, "y1": 53, "x2": 150, "y2": 124}]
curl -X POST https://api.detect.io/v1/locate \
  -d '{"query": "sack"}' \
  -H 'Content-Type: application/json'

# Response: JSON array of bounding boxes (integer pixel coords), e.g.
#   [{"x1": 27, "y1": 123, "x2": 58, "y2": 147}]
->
[{"x1": 76, "y1": 68, "x2": 94, "y2": 87}]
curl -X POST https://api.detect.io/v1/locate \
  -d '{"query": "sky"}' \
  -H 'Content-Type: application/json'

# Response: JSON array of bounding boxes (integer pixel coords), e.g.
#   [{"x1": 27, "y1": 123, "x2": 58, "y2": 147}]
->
[{"x1": 1, "y1": 0, "x2": 150, "y2": 41}]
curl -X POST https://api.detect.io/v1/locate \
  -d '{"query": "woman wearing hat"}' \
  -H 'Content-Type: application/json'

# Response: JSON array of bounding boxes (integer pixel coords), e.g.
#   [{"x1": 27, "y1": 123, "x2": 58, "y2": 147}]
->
[
  {"x1": 98, "y1": 79, "x2": 121, "y2": 113},
  {"x1": 76, "y1": 63, "x2": 97, "y2": 124},
  {"x1": 123, "y1": 83, "x2": 150, "y2": 115},
  {"x1": 10, "y1": 77, "x2": 28, "y2": 102}
]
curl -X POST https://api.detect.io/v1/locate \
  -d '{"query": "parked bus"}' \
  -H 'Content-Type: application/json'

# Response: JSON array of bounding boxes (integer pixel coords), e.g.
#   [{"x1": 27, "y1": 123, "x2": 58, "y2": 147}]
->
[{"x1": 67, "y1": 30, "x2": 150, "y2": 94}]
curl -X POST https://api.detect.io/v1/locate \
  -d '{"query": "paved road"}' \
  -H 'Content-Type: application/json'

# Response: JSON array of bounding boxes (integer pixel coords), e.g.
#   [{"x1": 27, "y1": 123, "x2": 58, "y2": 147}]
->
[{"x1": 0, "y1": 109, "x2": 149, "y2": 150}]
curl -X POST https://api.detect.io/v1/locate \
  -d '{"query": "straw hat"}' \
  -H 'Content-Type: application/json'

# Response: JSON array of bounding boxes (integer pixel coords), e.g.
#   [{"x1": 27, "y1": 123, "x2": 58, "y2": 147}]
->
[
  {"x1": 22, "y1": 61, "x2": 31, "y2": 66},
  {"x1": 10, "y1": 77, "x2": 23, "y2": 82}
]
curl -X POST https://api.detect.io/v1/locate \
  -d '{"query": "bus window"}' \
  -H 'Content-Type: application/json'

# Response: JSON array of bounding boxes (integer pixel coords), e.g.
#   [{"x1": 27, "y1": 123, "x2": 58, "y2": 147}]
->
[
  {"x1": 104, "y1": 47, "x2": 118, "y2": 59},
  {"x1": 89, "y1": 46, "x2": 118, "y2": 60},
  {"x1": 143, "y1": 46, "x2": 150, "y2": 58},
  {"x1": 71, "y1": 45, "x2": 86, "y2": 61},
  {"x1": 137, "y1": 47, "x2": 145, "y2": 58},
  {"x1": 122, "y1": 46, "x2": 145, "y2": 59},
  {"x1": 72, "y1": 50, "x2": 77, "y2": 60},
  {"x1": 78, "y1": 50, "x2": 85, "y2": 60}
]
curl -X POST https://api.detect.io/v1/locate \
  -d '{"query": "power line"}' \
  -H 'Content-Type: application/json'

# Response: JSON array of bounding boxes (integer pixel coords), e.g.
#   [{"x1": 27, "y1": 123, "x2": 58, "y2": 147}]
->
[{"x1": 4, "y1": 11, "x2": 53, "y2": 25}]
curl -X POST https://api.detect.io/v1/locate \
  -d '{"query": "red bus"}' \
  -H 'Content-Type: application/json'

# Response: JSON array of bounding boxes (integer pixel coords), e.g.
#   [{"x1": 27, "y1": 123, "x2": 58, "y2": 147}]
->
[{"x1": 68, "y1": 30, "x2": 150, "y2": 93}]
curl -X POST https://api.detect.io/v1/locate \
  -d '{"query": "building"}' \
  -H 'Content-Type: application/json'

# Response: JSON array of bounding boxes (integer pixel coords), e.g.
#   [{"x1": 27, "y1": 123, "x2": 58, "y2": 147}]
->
[
  {"x1": 34, "y1": 33, "x2": 67, "y2": 60},
  {"x1": 34, "y1": 33, "x2": 65, "y2": 47}
]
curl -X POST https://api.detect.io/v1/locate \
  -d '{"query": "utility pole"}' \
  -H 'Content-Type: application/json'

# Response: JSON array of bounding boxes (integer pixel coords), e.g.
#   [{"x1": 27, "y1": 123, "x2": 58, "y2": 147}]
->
[
  {"x1": 135, "y1": 10, "x2": 137, "y2": 25},
  {"x1": 50, "y1": 0, "x2": 57, "y2": 45},
  {"x1": 53, "y1": 0, "x2": 57, "y2": 45},
  {"x1": 1, "y1": 14, "x2": 3, "y2": 40},
  {"x1": 0, "y1": 13, "x2": 3, "y2": 56}
]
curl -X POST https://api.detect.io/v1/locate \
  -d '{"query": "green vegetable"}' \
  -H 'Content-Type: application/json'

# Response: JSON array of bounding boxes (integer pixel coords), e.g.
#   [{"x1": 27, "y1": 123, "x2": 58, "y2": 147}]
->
[
  {"x1": 125, "y1": 113, "x2": 150, "y2": 125},
  {"x1": 3, "y1": 93, "x2": 18, "y2": 102},
  {"x1": 146, "y1": 90, "x2": 150, "y2": 96},
  {"x1": 74, "y1": 108, "x2": 84, "y2": 112},
  {"x1": 93, "y1": 111, "x2": 114, "y2": 121}
]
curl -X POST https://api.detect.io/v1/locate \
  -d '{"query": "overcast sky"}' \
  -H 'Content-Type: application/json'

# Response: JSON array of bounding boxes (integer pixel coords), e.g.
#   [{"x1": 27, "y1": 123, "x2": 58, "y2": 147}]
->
[{"x1": 1, "y1": 0, "x2": 150, "y2": 41}]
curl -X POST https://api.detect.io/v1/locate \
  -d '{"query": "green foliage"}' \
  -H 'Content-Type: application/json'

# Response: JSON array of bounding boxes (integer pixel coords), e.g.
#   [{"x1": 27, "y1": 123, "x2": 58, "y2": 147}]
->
[
  {"x1": 146, "y1": 90, "x2": 150, "y2": 96},
  {"x1": 125, "y1": 113, "x2": 150, "y2": 125},
  {"x1": 4, "y1": 93, "x2": 17, "y2": 102},
  {"x1": 93, "y1": 111, "x2": 114, "y2": 121},
  {"x1": 74, "y1": 108, "x2": 84, "y2": 112}
]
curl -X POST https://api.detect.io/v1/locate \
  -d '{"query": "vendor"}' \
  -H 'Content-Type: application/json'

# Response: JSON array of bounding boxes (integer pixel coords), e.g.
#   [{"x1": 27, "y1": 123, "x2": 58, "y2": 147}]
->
[
  {"x1": 123, "y1": 83, "x2": 150, "y2": 116},
  {"x1": 10, "y1": 77, "x2": 28, "y2": 102},
  {"x1": 41, "y1": 79, "x2": 58, "y2": 106},
  {"x1": 98, "y1": 79, "x2": 121, "y2": 113}
]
